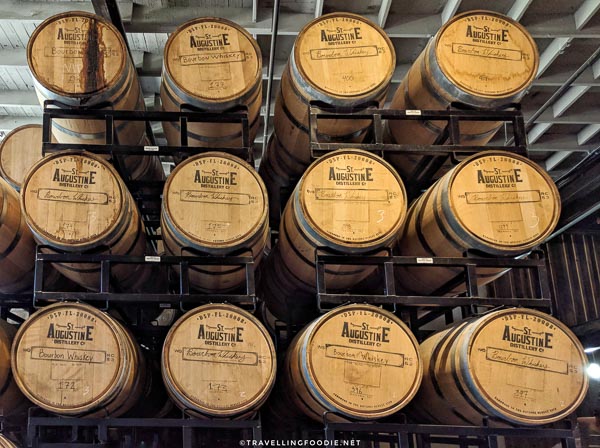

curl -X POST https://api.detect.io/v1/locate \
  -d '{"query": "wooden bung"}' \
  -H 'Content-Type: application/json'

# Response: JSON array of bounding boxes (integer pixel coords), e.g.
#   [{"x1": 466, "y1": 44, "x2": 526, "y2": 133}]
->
[
  {"x1": 0, "y1": 125, "x2": 46, "y2": 192},
  {"x1": 27, "y1": 11, "x2": 162, "y2": 181},
  {"x1": 395, "y1": 151, "x2": 560, "y2": 295},
  {"x1": 12, "y1": 302, "x2": 146, "y2": 417},
  {"x1": 410, "y1": 308, "x2": 589, "y2": 426},
  {"x1": 261, "y1": 12, "x2": 395, "y2": 219},
  {"x1": 282, "y1": 304, "x2": 422, "y2": 422},
  {"x1": 161, "y1": 303, "x2": 276, "y2": 419},
  {"x1": 161, "y1": 152, "x2": 269, "y2": 293},
  {"x1": 385, "y1": 10, "x2": 539, "y2": 178},
  {"x1": 260, "y1": 149, "x2": 407, "y2": 324},
  {"x1": 161, "y1": 17, "x2": 262, "y2": 152},
  {"x1": 20, "y1": 151, "x2": 155, "y2": 292}
]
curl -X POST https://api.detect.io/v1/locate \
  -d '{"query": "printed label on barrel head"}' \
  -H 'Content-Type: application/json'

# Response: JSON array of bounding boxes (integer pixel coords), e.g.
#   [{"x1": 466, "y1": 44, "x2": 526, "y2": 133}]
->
[
  {"x1": 28, "y1": 15, "x2": 126, "y2": 95},
  {"x1": 164, "y1": 305, "x2": 275, "y2": 413},
  {"x1": 300, "y1": 151, "x2": 406, "y2": 245},
  {"x1": 165, "y1": 155, "x2": 266, "y2": 247},
  {"x1": 449, "y1": 153, "x2": 559, "y2": 248},
  {"x1": 468, "y1": 310, "x2": 588, "y2": 420},
  {"x1": 13, "y1": 306, "x2": 121, "y2": 410},
  {"x1": 435, "y1": 13, "x2": 538, "y2": 97},
  {"x1": 164, "y1": 20, "x2": 260, "y2": 101},
  {"x1": 22, "y1": 154, "x2": 123, "y2": 245},
  {"x1": 306, "y1": 306, "x2": 420, "y2": 415},
  {"x1": 295, "y1": 15, "x2": 394, "y2": 97}
]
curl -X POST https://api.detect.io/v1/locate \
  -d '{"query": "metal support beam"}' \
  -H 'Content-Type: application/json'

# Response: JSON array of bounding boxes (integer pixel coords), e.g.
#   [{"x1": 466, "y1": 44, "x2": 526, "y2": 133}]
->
[
  {"x1": 507, "y1": 0, "x2": 533, "y2": 21},
  {"x1": 537, "y1": 37, "x2": 572, "y2": 77},
  {"x1": 378, "y1": 0, "x2": 393, "y2": 28},
  {"x1": 574, "y1": 0, "x2": 600, "y2": 30},
  {"x1": 252, "y1": 0, "x2": 258, "y2": 23},
  {"x1": 577, "y1": 123, "x2": 600, "y2": 145},
  {"x1": 441, "y1": 0, "x2": 462, "y2": 24},
  {"x1": 527, "y1": 123, "x2": 553, "y2": 144},
  {"x1": 545, "y1": 151, "x2": 577, "y2": 171},
  {"x1": 552, "y1": 85, "x2": 590, "y2": 117},
  {"x1": 314, "y1": 0, "x2": 324, "y2": 18}
]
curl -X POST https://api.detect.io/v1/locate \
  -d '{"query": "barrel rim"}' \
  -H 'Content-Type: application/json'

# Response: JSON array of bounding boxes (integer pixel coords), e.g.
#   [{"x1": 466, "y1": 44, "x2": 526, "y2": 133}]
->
[
  {"x1": 162, "y1": 16, "x2": 262, "y2": 104},
  {"x1": 446, "y1": 150, "x2": 560, "y2": 252},
  {"x1": 292, "y1": 12, "x2": 395, "y2": 100},
  {"x1": 434, "y1": 10, "x2": 539, "y2": 100},
  {"x1": 27, "y1": 11, "x2": 128, "y2": 99},
  {"x1": 297, "y1": 148, "x2": 407, "y2": 249},
  {"x1": 161, "y1": 303, "x2": 277, "y2": 417},
  {"x1": 20, "y1": 150, "x2": 127, "y2": 251},
  {"x1": 302, "y1": 303, "x2": 422, "y2": 419},
  {"x1": 162, "y1": 151, "x2": 268, "y2": 251},
  {"x1": 0, "y1": 124, "x2": 43, "y2": 190},
  {"x1": 459, "y1": 307, "x2": 589, "y2": 425},
  {"x1": 11, "y1": 302, "x2": 128, "y2": 415}
]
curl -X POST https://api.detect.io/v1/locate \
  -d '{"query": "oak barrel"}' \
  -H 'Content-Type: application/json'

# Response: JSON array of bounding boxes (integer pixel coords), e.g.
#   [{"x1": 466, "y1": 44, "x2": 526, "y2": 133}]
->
[
  {"x1": 20, "y1": 151, "x2": 155, "y2": 292},
  {"x1": 0, "y1": 319, "x2": 27, "y2": 417},
  {"x1": 279, "y1": 304, "x2": 421, "y2": 422},
  {"x1": 27, "y1": 11, "x2": 162, "y2": 181},
  {"x1": 260, "y1": 12, "x2": 395, "y2": 219},
  {"x1": 162, "y1": 303, "x2": 276, "y2": 419},
  {"x1": 161, "y1": 152, "x2": 269, "y2": 292},
  {"x1": 161, "y1": 17, "x2": 262, "y2": 153},
  {"x1": 12, "y1": 302, "x2": 146, "y2": 417},
  {"x1": 385, "y1": 11, "x2": 539, "y2": 178},
  {"x1": 0, "y1": 435, "x2": 17, "y2": 448},
  {"x1": 0, "y1": 125, "x2": 46, "y2": 192},
  {"x1": 410, "y1": 308, "x2": 588, "y2": 426},
  {"x1": 260, "y1": 149, "x2": 407, "y2": 324},
  {"x1": 395, "y1": 151, "x2": 560, "y2": 295}
]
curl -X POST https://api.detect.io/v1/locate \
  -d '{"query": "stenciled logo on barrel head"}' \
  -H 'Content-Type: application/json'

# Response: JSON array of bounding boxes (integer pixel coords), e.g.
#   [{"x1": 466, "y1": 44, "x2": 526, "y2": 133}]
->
[
  {"x1": 340, "y1": 321, "x2": 391, "y2": 346},
  {"x1": 52, "y1": 168, "x2": 97, "y2": 188},
  {"x1": 501, "y1": 325, "x2": 554, "y2": 353},
  {"x1": 56, "y1": 24, "x2": 89, "y2": 42},
  {"x1": 328, "y1": 166, "x2": 374, "y2": 185},
  {"x1": 193, "y1": 169, "x2": 238, "y2": 188},
  {"x1": 46, "y1": 322, "x2": 95, "y2": 344},
  {"x1": 189, "y1": 33, "x2": 231, "y2": 49},
  {"x1": 465, "y1": 25, "x2": 510, "y2": 44},
  {"x1": 476, "y1": 167, "x2": 524, "y2": 189},
  {"x1": 197, "y1": 323, "x2": 244, "y2": 346},
  {"x1": 320, "y1": 26, "x2": 363, "y2": 44}
]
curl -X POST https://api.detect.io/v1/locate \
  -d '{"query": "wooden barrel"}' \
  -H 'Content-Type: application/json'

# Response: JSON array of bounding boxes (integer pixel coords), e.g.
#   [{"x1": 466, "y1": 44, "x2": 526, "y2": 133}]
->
[
  {"x1": 395, "y1": 151, "x2": 560, "y2": 295},
  {"x1": 261, "y1": 12, "x2": 395, "y2": 219},
  {"x1": 27, "y1": 11, "x2": 161, "y2": 182},
  {"x1": 257, "y1": 134, "x2": 292, "y2": 226},
  {"x1": 161, "y1": 17, "x2": 262, "y2": 153},
  {"x1": 279, "y1": 304, "x2": 421, "y2": 422},
  {"x1": 385, "y1": 10, "x2": 539, "y2": 178},
  {"x1": 20, "y1": 151, "x2": 156, "y2": 292},
  {"x1": 12, "y1": 302, "x2": 146, "y2": 417},
  {"x1": 0, "y1": 125, "x2": 46, "y2": 192},
  {"x1": 162, "y1": 303, "x2": 276, "y2": 419},
  {"x1": 410, "y1": 308, "x2": 588, "y2": 426},
  {"x1": 161, "y1": 152, "x2": 269, "y2": 293},
  {"x1": 0, "y1": 435, "x2": 18, "y2": 448},
  {"x1": 0, "y1": 319, "x2": 27, "y2": 417},
  {"x1": 260, "y1": 149, "x2": 407, "y2": 324}
]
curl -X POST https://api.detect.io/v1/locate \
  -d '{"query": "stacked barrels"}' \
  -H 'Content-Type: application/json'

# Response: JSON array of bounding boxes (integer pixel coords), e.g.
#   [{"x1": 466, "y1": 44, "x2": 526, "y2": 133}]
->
[
  {"x1": 260, "y1": 149, "x2": 407, "y2": 324},
  {"x1": 161, "y1": 17, "x2": 262, "y2": 153},
  {"x1": 385, "y1": 10, "x2": 539, "y2": 179},
  {"x1": 27, "y1": 11, "x2": 163, "y2": 182},
  {"x1": 259, "y1": 12, "x2": 396, "y2": 223}
]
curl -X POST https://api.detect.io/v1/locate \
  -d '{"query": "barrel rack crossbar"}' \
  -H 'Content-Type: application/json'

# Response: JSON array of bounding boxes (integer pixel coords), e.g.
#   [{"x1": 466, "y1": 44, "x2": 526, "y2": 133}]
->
[
  {"x1": 24, "y1": 408, "x2": 262, "y2": 448},
  {"x1": 308, "y1": 103, "x2": 527, "y2": 197},
  {"x1": 322, "y1": 413, "x2": 578, "y2": 448}
]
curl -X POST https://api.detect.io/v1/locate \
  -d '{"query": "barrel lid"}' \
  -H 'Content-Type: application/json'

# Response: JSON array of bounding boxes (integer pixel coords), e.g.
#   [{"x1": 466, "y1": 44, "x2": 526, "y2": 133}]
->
[
  {"x1": 0, "y1": 125, "x2": 45, "y2": 191},
  {"x1": 163, "y1": 17, "x2": 261, "y2": 103},
  {"x1": 459, "y1": 308, "x2": 589, "y2": 425},
  {"x1": 27, "y1": 11, "x2": 128, "y2": 97},
  {"x1": 162, "y1": 303, "x2": 276, "y2": 417},
  {"x1": 447, "y1": 151, "x2": 560, "y2": 252},
  {"x1": 11, "y1": 302, "x2": 127, "y2": 415},
  {"x1": 298, "y1": 149, "x2": 406, "y2": 249},
  {"x1": 435, "y1": 10, "x2": 538, "y2": 99},
  {"x1": 302, "y1": 304, "x2": 422, "y2": 419},
  {"x1": 293, "y1": 12, "x2": 395, "y2": 98},
  {"x1": 163, "y1": 152, "x2": 267, "y2": 251},
  {"x1": 21, "y1": 151, "x2": 125, "y2": 250}
]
